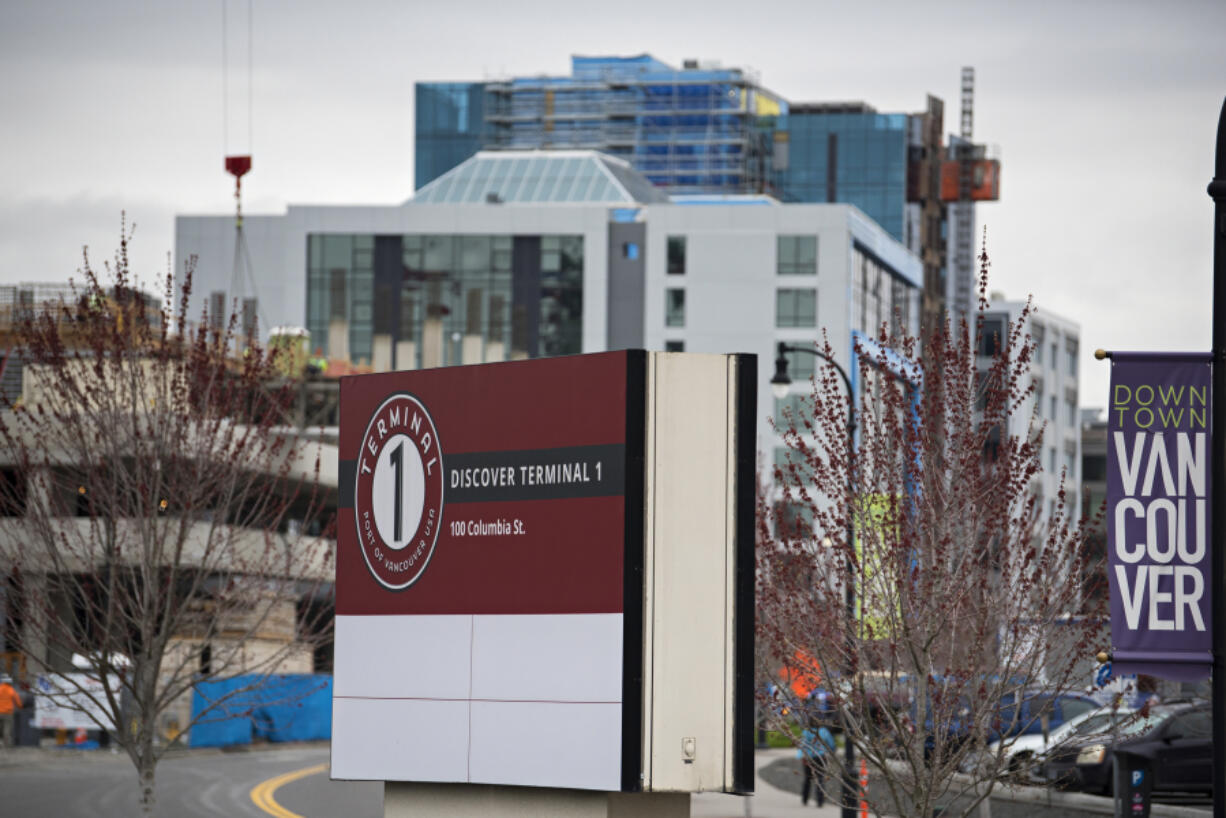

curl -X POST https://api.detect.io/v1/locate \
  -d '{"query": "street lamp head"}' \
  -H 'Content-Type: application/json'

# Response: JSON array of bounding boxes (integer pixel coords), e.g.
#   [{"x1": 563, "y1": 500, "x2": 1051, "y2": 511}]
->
[{"x1": 771, "y1": 344, "x2": 792, "y2": 400}]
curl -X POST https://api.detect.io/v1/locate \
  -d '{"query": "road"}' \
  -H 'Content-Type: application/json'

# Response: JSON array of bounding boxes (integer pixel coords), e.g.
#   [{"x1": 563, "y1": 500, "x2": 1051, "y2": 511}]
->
[
  {"x1": 0, "y1": 744, "x2": 830, "y2": 818},
  {"x1": 18, "y1": 743, "x2": 1202, "y2": 818},
  {"x1": 0, "y1": 745, "x2": 381, "y2": 818}
]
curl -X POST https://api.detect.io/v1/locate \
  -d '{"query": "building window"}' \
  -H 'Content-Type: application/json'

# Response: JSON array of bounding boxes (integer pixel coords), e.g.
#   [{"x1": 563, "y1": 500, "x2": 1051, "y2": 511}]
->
[
  {"x1": 1050, "y1": 395, "x2": 1057, "y2": 420},
  {"x1": 1065, "y1": 451, "x2": 1076, "y2": 476},
  {"x1": 539, "y1": 235, "x2": 585, "y2": 358},
  {"x1": 1083, "y1": 455, "x2": 1106, "y2": 481},
  {"x1": 852, "y1": 244, "x2": 915, "y2": 337},
  {"x1": 1032, "y1": 323, "x2": 1045, "y2": 363},
  {"x1": 329, "y1": 269, "x2": 348, "y2": 320},
  {"x1": 308, "y1": 232, "x2": 581, "y2": 366},
  {"x1": 777, "y1": 235, "x2": 817, "y2": 275},
  {"x1": 1067, "y1": 339, "x2": 1078, "y2": 375},
  {"x1": 1051, "y1": 342, "x2": 1059, "y2": 370},
  {"x1": 776, "y1": 288, "x2": 817, "y2": 328},
  {"x1": 974, "y1": 372, "x2": 990, "y2": 412},
  {"x1": 667, "y1": 236, "x2": 686, "y2": 275},
  {"x1": 541, "y1": 236, "x2": 562, "y2": 272},
  {"x1": 774, "y1": 392, "x2": 807, "y2": 422},
  {"x1": 666, "y1": 288, "x2": 685, "y2": 327},
  {"x1": 777, "y1": 499, "x2": 815, "y2": 535},
  {"x1": 665, "y1": 340, "x2": 684, "y2": 352},
  {"x1": 1068, "y1": 400, "x2": 1077, "y2": 425},
  {"x1": 0, "y1": 469, "x2": 24, "y2": 515},
  {"x1": 979, "y1": 316, "x2": 1006, "y2": 358},
  {"x1": 209, "y1": 290, "x2": 226, "y2": 331},
  {"x1": 623, "y1": 242, "x2": 639, "y2": 260},
  {"x1": 1049, "y1": 447, "x2": 1057, "y2": 472}
]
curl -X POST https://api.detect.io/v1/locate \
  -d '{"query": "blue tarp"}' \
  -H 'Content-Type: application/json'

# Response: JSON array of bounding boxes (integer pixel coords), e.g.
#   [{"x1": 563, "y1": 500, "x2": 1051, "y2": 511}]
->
[{"x1": 189, "y1": 674, "x2": 332, "y2": 748}]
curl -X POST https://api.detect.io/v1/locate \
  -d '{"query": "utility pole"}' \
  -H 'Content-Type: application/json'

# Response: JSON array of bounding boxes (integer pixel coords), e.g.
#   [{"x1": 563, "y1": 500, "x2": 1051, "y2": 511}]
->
[
  {"x1": 770, "y1": 344, "x2": 858, "y2": 818},
  {"x1": 1207, "y1": 95, "x2": 1225, "y2": 818}
]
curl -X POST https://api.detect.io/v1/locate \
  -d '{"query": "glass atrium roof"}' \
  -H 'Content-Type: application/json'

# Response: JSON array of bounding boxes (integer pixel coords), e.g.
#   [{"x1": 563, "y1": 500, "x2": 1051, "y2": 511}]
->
[{"x1": 408, "y1": 150, "x2": 669, "y2": 205}]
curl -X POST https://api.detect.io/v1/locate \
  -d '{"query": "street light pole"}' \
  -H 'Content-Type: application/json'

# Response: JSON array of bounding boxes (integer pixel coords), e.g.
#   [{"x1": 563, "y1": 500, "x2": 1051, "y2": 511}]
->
[
  {"x1": 1206, "y1": 95, "x2": 1226, "y2": 818},
  {"x1": 771, "y1": 341, "x2": 858, "y2": 818}
]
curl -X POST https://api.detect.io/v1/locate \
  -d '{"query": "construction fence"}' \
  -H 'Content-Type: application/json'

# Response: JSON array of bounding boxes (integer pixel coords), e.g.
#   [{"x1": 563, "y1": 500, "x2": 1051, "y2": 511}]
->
[{"x1": 189, "y1": 673, "x2": 332, "y2": 748}]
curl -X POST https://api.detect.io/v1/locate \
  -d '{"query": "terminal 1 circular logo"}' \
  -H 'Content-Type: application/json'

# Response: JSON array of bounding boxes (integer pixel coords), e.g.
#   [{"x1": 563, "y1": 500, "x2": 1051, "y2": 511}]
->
[{"x1": 353, "y1": 393, "x2": 445, "y2": 590}]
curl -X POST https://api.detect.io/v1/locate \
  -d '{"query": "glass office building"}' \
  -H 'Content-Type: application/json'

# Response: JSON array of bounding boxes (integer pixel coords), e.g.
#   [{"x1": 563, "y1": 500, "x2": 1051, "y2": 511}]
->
[
  {"x1": 775, "y1": 106, "x2": 909, "y2": 242},
  {"x1": 416, "y1": 55, "x2": 783, "y2": 194},
  {"x1": 415, "y1": 82, "x2": 486, "y2": 191},
  {"x1": 412, "y1": 57, "x2": 965, "y2": 254},
  {"x1": 306, "y1": 233, "x2": 582, "y2": 368}
]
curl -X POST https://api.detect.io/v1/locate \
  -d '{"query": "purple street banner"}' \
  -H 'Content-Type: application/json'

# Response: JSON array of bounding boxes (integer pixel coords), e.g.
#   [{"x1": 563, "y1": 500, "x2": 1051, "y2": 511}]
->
[{"x1": 1107, "y1": 352, "x2": 1212, "y2": 681}]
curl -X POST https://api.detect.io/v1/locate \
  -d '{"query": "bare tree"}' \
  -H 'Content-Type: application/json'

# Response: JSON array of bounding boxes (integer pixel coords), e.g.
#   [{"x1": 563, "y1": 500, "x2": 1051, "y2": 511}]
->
[
  {"x1": 758, "y1": 245, "x2": 1106, "y2": 818},
  {"x1": 0, "y1": 229, "x2": 334, "y2": 815}
]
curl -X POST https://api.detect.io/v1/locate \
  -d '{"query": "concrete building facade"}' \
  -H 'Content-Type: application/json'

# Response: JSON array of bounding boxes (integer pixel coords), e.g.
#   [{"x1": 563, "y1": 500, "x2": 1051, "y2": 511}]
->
[
  {"x1": 980, "y1": 299, "x2": 1082, "y2": 523},
  {"x1": 175, "y1": 150, "x2": 921, "y2": 464}
]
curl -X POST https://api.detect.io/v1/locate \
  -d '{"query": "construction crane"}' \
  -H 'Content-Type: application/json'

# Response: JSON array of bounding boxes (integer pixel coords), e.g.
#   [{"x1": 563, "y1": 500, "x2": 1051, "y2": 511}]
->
[
  {"x1": 221, "y1": 0, "x2": 265, "y2": 345},
  {"x1": 942, "y1": 67, "x2": 1001, "y2": 321},
  {"x1": 952, "y1": 67, "x2": 976, "y2": 321}
]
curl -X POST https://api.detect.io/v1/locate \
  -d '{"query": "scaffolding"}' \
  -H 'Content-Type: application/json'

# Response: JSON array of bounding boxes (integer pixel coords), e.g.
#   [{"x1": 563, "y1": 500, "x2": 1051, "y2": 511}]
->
[
  {"x1": 0, "y1": 283, "x2": 165, "y2": 404},
  {"x1": 0, "y1": 282, "x2": 77, "y2": 326},
  {"x1": 482, "y1": 57, "x2": 781, "y2": 195}
]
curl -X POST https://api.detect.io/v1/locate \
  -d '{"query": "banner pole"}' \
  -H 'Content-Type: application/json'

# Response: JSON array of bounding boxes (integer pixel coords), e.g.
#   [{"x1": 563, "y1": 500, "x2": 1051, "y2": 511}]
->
[{"x1": 1207, "y1": 95, "x2": 1225, "y2": 818}]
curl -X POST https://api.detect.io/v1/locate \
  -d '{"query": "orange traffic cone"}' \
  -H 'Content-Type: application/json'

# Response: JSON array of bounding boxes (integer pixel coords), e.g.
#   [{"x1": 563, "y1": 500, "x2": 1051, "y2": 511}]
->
[{"x1": 859, "y1": 758, "x2": 868, "y2": 818}]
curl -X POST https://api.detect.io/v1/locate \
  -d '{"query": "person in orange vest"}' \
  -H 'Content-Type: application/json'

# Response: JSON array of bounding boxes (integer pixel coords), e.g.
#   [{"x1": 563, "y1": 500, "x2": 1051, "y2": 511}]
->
[{"x1": 0, "y1": 674, "x2": 22, "y2": 747}]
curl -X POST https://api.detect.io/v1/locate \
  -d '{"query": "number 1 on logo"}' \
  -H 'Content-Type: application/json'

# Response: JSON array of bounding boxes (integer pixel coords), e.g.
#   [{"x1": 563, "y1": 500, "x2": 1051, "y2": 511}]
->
[{"x1": 390, "y1": 441, "x2": 403, "y2": 542}]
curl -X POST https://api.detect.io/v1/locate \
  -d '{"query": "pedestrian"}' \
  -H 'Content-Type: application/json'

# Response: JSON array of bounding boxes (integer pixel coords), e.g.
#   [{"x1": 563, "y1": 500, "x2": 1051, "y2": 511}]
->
[
  {"x1": 799, "y1": 716, "x2": 836, "y2": 807},
  {"x1": 0, "y1": 674, "x2": 22, "y2": 748}
]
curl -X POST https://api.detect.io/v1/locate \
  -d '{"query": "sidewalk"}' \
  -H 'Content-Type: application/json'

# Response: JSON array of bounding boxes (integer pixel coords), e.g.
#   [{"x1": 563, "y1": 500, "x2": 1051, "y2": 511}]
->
[{"x1": 692, "y1": 748, "x2": 844, "y2": 818}]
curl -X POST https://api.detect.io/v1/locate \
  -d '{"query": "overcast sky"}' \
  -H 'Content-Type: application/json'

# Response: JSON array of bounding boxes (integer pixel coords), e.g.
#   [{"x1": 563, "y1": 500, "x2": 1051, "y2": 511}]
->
[{"x1": 2, "y1": 0, "x2": 1224, "y2": 405}]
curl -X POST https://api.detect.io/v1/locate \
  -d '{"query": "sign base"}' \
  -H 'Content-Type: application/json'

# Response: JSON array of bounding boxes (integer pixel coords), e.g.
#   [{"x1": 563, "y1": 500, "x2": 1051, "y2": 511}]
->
[{"x1": 384, "y1": 782, "x2": 690, "y2": 818}]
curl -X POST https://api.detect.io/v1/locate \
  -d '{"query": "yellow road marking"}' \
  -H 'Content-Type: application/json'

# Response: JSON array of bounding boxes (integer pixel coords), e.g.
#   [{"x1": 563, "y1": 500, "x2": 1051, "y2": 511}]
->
[{"x1": 250, "y1": 762, "x2": 328, "y2": 818}]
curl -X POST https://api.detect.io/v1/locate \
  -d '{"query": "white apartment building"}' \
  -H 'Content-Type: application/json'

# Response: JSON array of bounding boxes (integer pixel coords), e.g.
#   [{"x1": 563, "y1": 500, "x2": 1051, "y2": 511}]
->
[
  {"x1": 175, "y1": 150, "x2": 923, "y2": 463},
  {"x1": 980, "y1": 298, "x2": 1082, "y2": 521}
]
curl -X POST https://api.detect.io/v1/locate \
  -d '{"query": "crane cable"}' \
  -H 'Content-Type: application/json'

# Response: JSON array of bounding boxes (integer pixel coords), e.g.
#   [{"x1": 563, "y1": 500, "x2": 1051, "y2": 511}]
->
[
  {"x1": 221, "y1": 0, "x2": 253, "y2": 159},
  {"x1": 222, "y1": 0, "x2": 269, "y2": 340},
  {"x1": 222, "y1": 0, "x2": 227, "y2": 157}
]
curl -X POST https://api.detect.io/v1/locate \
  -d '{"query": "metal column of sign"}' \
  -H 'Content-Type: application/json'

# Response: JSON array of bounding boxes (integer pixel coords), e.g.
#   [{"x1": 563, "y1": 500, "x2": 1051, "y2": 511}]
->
[{"x1": 1207, "y1": 94, "x2": 1226, "y2": 818}]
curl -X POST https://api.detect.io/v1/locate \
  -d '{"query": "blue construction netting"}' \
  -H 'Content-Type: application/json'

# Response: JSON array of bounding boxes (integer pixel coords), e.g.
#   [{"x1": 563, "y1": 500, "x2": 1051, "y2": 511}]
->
[{"x1": 189, "y1": 674, "x2": 332, "y2": 748}]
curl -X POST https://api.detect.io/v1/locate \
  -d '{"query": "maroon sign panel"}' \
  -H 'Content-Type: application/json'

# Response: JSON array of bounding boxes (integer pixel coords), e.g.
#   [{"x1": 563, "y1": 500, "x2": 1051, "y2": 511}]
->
[{"x1": 337, "y1": 352, "x2": 632, "y2": 616}]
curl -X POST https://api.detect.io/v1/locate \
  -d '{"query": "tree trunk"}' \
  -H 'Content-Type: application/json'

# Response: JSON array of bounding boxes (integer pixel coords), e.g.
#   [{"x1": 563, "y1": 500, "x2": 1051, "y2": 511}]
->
[
  {"x1": 135, "y1": 662, "x2": 160, "y2": 817},
  {"x1": 137, "y1": 749, "x2": 156, "y2": 816}
]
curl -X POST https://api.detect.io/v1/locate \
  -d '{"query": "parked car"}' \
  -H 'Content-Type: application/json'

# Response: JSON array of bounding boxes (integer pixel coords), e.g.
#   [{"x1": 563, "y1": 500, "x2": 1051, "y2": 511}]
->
[
  {"x1": 920, "y1": 686, "x2": 1099, "y2": 764},
  {"x1": 967, "y1": 704, "x2": 1136, "y2": 778},
  {"x1": 1041, "y1": 702, "x2": 1212, "y2": 795},
  {"x1": 992, "y1": 689, "x2": 1102, "y2": 742}
]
